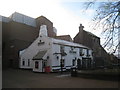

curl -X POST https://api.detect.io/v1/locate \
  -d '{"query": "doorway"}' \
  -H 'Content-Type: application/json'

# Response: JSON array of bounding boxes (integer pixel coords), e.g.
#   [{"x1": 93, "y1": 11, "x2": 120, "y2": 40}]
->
[
  {"x1": 33, "y1": 60, "x2": 43, "y2": 72},
  {"x1": 77, "y1": 59, "x2": 81, "y2": 70}
]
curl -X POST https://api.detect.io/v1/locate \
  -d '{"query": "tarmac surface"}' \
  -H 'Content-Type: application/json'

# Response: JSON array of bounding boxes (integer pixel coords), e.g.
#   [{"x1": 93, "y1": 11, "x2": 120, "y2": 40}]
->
[{"x1": 2, "y1": 69, "x2": 120, "y2": 88}]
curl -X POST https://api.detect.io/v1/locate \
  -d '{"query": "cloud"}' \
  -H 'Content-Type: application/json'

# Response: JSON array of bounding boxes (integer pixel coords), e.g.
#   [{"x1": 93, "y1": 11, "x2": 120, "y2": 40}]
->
[{"x1": 0, "y1": 0, "x2": 99, "y2": 39}]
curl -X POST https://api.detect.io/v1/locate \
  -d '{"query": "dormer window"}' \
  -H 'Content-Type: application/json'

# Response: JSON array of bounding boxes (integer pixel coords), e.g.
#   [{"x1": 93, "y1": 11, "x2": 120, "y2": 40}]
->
[{"x1": 28, "y1": 59, "x2": 30, "y2": 66}]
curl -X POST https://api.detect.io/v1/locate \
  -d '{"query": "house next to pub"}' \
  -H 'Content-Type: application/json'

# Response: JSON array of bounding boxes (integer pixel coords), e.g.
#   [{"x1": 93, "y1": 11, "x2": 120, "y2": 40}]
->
[{"x1": 74, "y1": 24, "x2": 111, "y2": 68}]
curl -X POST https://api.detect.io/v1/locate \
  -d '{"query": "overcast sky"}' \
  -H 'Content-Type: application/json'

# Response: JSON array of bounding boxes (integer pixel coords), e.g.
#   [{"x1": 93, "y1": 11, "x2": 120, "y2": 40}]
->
[{"x1": 0, "y1": 0, "x2": 118, "y2": 42}]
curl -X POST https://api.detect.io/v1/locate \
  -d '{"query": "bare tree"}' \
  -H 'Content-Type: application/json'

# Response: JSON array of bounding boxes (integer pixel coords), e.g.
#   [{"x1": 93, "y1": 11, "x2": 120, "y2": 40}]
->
[{"x1": 85, "y1": 1, "x2": 120, "y2": 55}]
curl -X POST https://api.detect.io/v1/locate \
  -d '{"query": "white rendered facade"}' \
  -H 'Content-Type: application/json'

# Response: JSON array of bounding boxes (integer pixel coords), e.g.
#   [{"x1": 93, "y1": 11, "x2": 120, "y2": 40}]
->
[{"x1": 19, "y1": 25, "x2": 93, "y2": 72}]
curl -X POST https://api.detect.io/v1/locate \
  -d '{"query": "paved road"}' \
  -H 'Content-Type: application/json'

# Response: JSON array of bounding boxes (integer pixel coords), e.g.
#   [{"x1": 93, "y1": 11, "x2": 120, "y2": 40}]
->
[{"x1": 2, "y1": 69, "x2": 119, "y2": 88}]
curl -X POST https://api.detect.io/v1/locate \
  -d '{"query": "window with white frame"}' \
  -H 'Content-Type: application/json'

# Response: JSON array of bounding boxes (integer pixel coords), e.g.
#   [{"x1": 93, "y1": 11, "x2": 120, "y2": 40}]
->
[
  {"x1": 35, "y1": 61, "x2": 39, "y2": 69},
  {"x1": 72, "y1": 59, "x2": 76, "y2": 66},
  {"x1": 62, "y1": 59, "x2": 65, "y2": 67},
  {"x1": 79, "y1": 48, "x2": 84, "y2": 56},
  {"x1": 86, "y1": 49, "x2": 89, "y2": 56},
  {"x1": 60, "y1": 45, "x2": 65, "y2": 53},
  {"x1": 43, "y1": 60, "x2": 47, "y2": 68},
  {"x1": 28, "y1": 59, "x2": 30, "y2": 66},
  {"x1": 22, "y1": 60, "x2": 25, "y2": 66}
]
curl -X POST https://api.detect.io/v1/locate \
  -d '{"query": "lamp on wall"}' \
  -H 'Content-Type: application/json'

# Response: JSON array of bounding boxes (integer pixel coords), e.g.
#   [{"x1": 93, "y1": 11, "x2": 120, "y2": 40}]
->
[{"x1": 47, "y1": 56, "x2": 49, "y2": 59}]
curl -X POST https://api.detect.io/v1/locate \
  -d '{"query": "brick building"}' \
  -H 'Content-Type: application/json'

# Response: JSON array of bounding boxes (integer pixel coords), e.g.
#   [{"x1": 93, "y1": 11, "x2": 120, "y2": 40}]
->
[
  {"x1": 1, "y1": 12, "x2": 57, "y2": 69},
  {"x1": 54, "y1": 35, "x2": 72, "y2": 42},
  {"x1": 1, "y1": 12, "x2": 73, "y2": 69},
  {"x1": 1, "y1": 12, "x2": 113, "y2": 69},
  {"x1": 74, "y1": 24, "x2": 111, "y2": 68}
]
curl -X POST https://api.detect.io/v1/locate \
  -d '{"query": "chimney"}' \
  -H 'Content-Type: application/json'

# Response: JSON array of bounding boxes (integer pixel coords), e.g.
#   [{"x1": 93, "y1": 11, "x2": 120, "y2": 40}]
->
[
  {"x1": 79, "y1": 24, "x2": 84, "y2": 32},
  {"x1": 39, "y1": 25, "x2": 48, "y2": 37}
]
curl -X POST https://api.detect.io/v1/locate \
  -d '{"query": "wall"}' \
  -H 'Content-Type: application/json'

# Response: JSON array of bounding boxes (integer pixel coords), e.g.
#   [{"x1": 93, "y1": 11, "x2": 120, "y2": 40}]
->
[
  {"x1": 2, "y1": 15, "x2": 54, "y2": 69},
  {"x1": 36, "y1": 16, "x2": 56, "y2": 37},
  {"x1": 74, "y1": 32, "x2": 83, "y2": 45},
  {"x1": 20, "y1": 36, "x2": 52, "y2": 69},
  {"x1": 73, "y1": 26, "x2": 112, "y2": 67},
  {"x1": 51, "y1": 42, "x2": 93, "y2": 71},
  {"x1": 74, "y1": 29, "x2": 103, "y2": 57},
  {"x1": 2, "y1": 21, "x2": 38, "y2": 69}
]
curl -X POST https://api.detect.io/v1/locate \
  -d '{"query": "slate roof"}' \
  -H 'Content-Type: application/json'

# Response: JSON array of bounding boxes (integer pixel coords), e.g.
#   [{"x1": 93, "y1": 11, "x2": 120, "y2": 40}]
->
[
  {"x1": 33, "y1": 50, "x2": 47, "y2": 60},
  {"x1": 54, "y1": 35, "x2": 73, "y2": 42},
  {"x1": 52, "y1": 37, "x2": 90, "y2": 49}
]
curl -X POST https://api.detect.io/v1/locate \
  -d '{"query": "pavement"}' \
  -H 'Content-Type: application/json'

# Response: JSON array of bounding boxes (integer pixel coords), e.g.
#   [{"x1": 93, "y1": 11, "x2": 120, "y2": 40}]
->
[{"x1": 2, "y1": 68, "x2": 120, "y2": 88}]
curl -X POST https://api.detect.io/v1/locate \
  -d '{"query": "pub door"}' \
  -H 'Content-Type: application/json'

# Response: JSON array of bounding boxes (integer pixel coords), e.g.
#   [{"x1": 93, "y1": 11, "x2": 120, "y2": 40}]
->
[{"x1": 77, "y1": 59, "x2": 81, "y2": 70}]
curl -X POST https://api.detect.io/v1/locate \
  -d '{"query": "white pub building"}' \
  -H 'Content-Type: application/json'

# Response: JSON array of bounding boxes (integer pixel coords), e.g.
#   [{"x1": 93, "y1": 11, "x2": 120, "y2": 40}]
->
[{"x1": 19, "y1": 25, "x2": 93, "y2": 72}]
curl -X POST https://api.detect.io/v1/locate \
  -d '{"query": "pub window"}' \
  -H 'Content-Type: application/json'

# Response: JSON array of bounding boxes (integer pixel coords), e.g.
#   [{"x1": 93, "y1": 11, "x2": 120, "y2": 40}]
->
[
  {"x1": 22, "y1": 61, "x2": 25, "y2": 66},
  {"x1": 43, "y1": 60, "x2": 47, "y2": 68},
  {"x1": 35, "y1": 61, "x2": 39, "y2": 69},
  {"x1": 79, "y1": 48, "x2": 83, "y2": 56},
  {"x1": 86, "y1": 49, "x2": 89, "y2": 56},
  {"x1": 60, "y1": 45, "x2": 65, "y2": 53},
  {"x1": 28, "y1": 59, "x2": 30, "y2": 66},
  {"x1": 72, "y1": 59, "x2": 75, "y2": 66},
  {"x1": 71, "y1": 46, "x2": 74, "y2": 50}
]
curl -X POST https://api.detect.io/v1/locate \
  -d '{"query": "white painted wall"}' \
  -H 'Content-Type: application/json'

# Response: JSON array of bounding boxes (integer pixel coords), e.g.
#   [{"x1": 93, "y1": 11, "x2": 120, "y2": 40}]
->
[
  {"x1": 50, "y1": 41, "x2": 93, "y2": 71},
  {"x1": 51, "y1": 44, "x2": 61, "y2": 70},
  {"x1": 19, "y1": 28, "x2": 93, "y2": 72},
  {"x1": 19, "y1": 35, "x2": 52, "y2": 69}
]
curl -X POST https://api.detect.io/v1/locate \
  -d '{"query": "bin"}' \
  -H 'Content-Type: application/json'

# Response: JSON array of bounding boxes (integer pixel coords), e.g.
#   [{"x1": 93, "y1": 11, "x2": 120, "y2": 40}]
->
[{"x1": 45, "y1": 66, "x2": 50, "y2": 73}]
